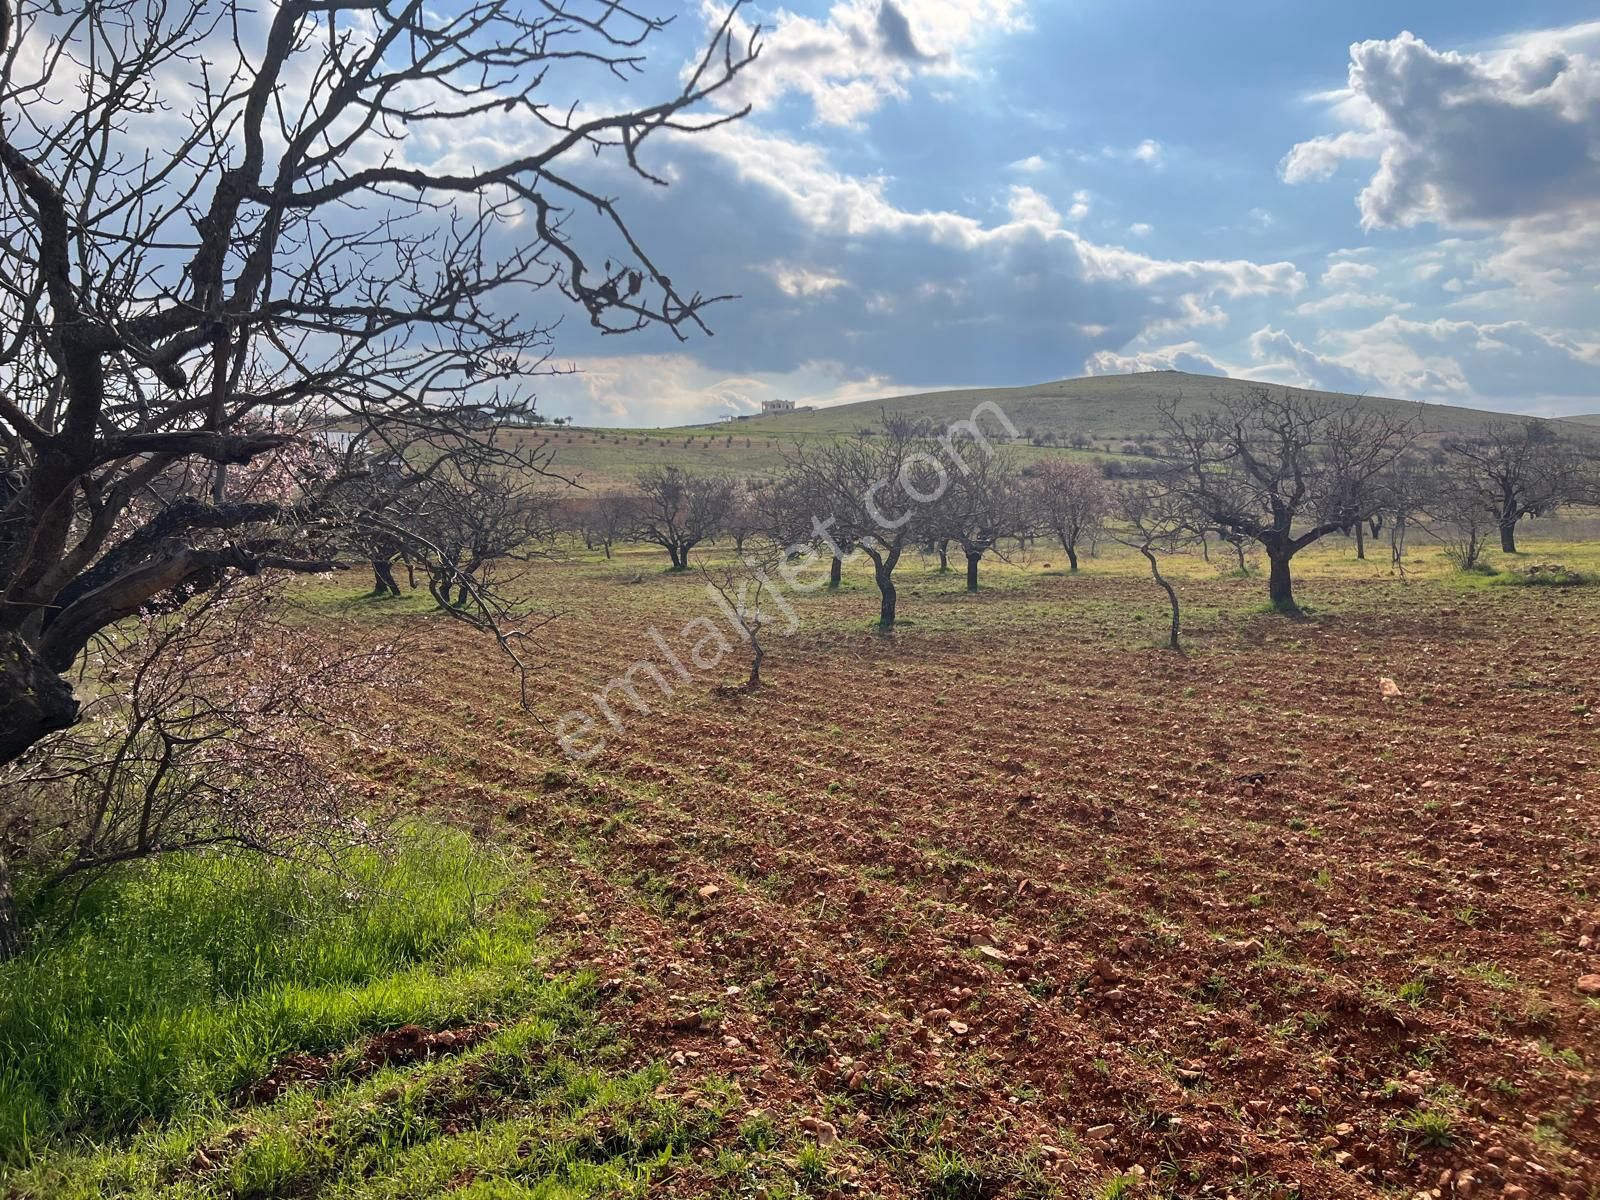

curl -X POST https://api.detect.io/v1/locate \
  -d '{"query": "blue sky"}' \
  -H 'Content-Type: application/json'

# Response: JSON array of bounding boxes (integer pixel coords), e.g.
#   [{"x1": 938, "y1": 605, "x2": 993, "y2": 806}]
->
[{"x1": 526, "y1": 1, "x2": 1600, "y2": 425}]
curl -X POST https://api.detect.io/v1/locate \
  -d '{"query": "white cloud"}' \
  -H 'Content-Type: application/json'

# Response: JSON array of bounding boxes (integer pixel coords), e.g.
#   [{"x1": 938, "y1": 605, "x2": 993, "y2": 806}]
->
[
  {"x1": 708, "y1": 0, "x2": 1029, "y2": 127},
  {"x1": 1129, "y1": 222, "x2": 1152, "y2": 237},
  {"x1": 1084, "y1": 342, "x2": 1228, "y2": 377},
  {"x1": 1067, "y1": 189, "x2": 1090, "y2": 221},
  {"x1": 1236, "y1": 315, "x2": 1600, "y2": 411},
  {"x1": 1283, "y1": 27, "x2": 1600, "y2": 230},
  {"x1": 1133, "y1": 138, "x2": 1163, "y2": 165},
  {"x1": 1007, "y1": 185, "x2": 1061, "y2": 227},
  {"x1": 1294, "y1": 290, "x2": 1406, "y2": 317},
  {"x1": 537, "y1": 354, "x2": 904, "y2": 431},
  {"x1": 1010, "y1": 154, "x2": 1047, "y2": 172},
  {"x1": 765, "y1": 264, "x2": 850, "y2": 297},
  {"x1": 1321, "y1": 260, "x2": 1379, "y2": 286}
]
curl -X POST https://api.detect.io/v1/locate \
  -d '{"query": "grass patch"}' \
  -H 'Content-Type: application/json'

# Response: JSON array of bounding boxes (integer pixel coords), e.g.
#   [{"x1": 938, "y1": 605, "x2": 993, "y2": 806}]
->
[{"x1": 0, "y1": 826, "x2": 544, "y2": 1168}]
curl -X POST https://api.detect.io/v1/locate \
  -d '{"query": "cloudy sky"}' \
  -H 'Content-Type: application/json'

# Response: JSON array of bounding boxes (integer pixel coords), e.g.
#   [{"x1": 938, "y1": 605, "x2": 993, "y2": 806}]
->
[{"x1": 526, "y1": 1, "x2": 1600, "y2": 426}]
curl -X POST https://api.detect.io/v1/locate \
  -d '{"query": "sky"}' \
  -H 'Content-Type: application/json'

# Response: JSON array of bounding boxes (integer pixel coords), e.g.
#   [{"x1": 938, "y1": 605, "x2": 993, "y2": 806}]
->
[{"x1": 476, "y1": 3, "x2": 1600, "y2": 425}]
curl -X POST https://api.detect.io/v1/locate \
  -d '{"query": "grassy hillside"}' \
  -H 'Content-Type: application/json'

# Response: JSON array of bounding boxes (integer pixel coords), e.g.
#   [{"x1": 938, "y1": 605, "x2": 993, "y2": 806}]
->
[
  {"x1": 522, "y1": 371, "x2": 1595, "y2": 487},
  {"x1": 703, "y1": 371, "x2": 1590, "y2": 443}
]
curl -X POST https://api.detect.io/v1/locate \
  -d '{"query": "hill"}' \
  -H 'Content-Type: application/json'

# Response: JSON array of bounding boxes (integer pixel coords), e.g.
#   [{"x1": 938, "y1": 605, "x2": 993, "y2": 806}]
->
[
  {"x1": 524, "y1": 371, "x2": 1595, "y2": 488},
  {"x1": 705, "y1": 371, "x2": 1592, "y2": 443}
]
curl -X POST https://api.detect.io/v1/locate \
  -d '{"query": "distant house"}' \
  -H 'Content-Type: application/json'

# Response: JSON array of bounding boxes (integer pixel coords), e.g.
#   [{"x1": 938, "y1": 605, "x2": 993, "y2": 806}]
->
[{"x1": 761, "y1": 398, "x2": 796, "y2": 414}]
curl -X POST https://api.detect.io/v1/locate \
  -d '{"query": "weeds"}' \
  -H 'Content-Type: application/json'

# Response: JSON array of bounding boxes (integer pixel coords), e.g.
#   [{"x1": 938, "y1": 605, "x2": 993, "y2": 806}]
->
[{"x1": 0, "y1": 827, "x2": 541, "y2": 1166}]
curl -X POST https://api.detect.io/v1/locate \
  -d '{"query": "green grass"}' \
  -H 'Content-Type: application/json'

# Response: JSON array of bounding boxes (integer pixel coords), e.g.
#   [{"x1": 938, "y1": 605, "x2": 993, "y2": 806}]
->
[
  {"x1": 0, "y1": 826, "x2": 545, "y2": 1168},
  {"x1": 4, "y1": 989, "x2": 754, "y2": 1200}
]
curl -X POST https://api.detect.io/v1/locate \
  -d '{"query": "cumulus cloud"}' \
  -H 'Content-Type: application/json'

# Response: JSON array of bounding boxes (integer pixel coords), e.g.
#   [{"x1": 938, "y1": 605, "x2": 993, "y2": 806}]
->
[
  {"x1": 1133, "y1": 138, "x2": 1163, "y2": 165},
  {"x1": 709, "y1": 0, "x2": 1028, "y2": 126},
  {"x1": 1084, "y1": 343, "x2": 1228, "y2": 377},
  {"x1": 1237, "y1": 315, "x2": 1600, "y2": 410},
  {"x1": 532, "y1": 121, "x2": 1306, "y2": 414},
  {"x1": 1321, "y1": 260, "x2": 1378, "y2": 286},
  {"x1": 1283, "y1": 26, "x2": 1600, "y2": 230}
]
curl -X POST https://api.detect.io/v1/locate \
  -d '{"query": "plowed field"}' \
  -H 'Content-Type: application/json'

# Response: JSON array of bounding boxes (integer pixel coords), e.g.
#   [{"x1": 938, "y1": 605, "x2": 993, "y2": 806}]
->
[{"x1": 314, "y1": 544, "x2": 1600, "y2": 1198}]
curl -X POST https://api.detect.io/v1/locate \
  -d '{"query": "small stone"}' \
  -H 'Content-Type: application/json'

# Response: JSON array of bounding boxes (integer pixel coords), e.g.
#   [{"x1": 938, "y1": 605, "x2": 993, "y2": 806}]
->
[
  {"x1": 1085, "y1": 1123, "x2": 1114, "y2": 1143},
  {"x1": 697, "y1": 884, "x2": 721, "y2": 900},
  {"x1": 1576, "y1": 973, "x2": 1600, "y2": 996},
  {"x1": 976, "y1": 945, "x2": 1012, "y2": 964},
  {"x1": 798, "y1": 1116, "x2": 838, "y2": 1146},
  {"x1": 947, "y1": 1019, "x2": 969, "y2": 1035}
]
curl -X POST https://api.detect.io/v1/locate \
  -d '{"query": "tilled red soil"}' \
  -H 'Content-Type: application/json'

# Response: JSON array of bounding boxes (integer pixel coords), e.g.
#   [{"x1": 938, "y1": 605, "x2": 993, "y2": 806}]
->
[{"x1": 327, "y1": 561, "x2": 1600, "y2": 1198}]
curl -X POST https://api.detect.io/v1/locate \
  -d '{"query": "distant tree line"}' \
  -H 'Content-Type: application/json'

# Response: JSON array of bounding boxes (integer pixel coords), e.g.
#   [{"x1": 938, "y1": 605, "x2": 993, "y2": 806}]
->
[{"x1": 550, "y1": 390, "x2": 1592, "y2": 622}]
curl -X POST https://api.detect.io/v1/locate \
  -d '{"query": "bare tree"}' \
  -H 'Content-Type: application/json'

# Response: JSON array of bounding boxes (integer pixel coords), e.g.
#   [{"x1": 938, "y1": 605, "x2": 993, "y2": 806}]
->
[
  {"x1": 1026, "y1": 459, "x2": 1111, "y2": 572},
  {"x1": 1424, "y1": 467, "x2": 1497, "y2": 572},
  {"x1": 408, "y1": 459, "x2": 558, "y2": 609},
  {"x1": 699, "y1": 542, "x2": 789, "y2": 690},
  {"x1": 1159, "y1": 389, "x2": 1416, "y2": 614},
  {"x1": 781, "y1": 414, "x2": 933, "y2": 629},
  {"x1": 720, "y1": 481, "x2": 766, "y2": 555},
  {"x1": 628, "y1": 467, "x2": 735, "y2": 570},
  {"x1": 1111, "y1": 482, "x2": 1194, "y2": 651},
  {"x1": 1438, "y1": 421, "x2": 1585, "y2": 554},
  {"x1": 930, "y1": 447, "x2": 1027, "y2": 591},
  {"x1": 0, "y1": 0, "x2": 760, "y2": 769},
  {"x1": 1372, "y1": 453, "x2": 1433, "y2": 577}
]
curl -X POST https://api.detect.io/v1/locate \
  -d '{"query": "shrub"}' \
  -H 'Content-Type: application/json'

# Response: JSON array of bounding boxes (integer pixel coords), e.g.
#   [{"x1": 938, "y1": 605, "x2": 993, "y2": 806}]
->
[{"x1": 1498, "y1": 562, "x2": 1600, "y2": 587}]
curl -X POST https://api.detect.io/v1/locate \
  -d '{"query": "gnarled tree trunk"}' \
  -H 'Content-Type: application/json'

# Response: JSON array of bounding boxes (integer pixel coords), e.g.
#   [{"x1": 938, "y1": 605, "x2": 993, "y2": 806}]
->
[
  {"x1": 1, "y1": 631, "x2": 80, "y2": 769},
  {"x1": 1267, "y1": 548, "x2": 1297, "y2": 613}
]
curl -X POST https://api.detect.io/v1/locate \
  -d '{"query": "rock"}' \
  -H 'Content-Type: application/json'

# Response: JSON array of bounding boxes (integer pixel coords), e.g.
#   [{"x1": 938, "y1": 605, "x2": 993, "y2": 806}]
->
[
  {"x1": 1576, "y1": 973, "x2": 1600, "y2": 996},
  {"x1": 798, "y1": 1116, "x2": 838, "y2": 1146},
  {"x1": 1085, "y1": 1123, "x2": 1114, "y2": 1143},
  {"x1": 976, "y1": 945, "x2": 1012, "y2": 964},
  {"x1": 1091, "y1": 957, "x2": 1122, "y2": 983},
  {"x1": 696, "y1": 884, "x2": 721, "y2": 900},
  {"x1": 947, "y1": 1019, "x2": 969, "y2": 1035}
]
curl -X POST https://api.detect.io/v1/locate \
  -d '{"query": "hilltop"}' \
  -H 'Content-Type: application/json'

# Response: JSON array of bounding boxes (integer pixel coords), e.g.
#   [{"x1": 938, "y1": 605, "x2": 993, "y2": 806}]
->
[
  {"x1": 524, "y1": 371, "x2": 1595, "y2": 488},
  {"x1": 705, "y1": 371, "x2": 1593, "y2": 442}
]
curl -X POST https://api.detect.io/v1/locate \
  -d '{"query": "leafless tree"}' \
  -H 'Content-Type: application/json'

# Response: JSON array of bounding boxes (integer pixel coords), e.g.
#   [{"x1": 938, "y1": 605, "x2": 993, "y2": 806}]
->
[
  {"x1": 1110, "y1": 483, "x2": 1194, "y2": 650},
  {"x1": 565, "y1": 491, "x2": 634, "y2": 560},
  {"x1": 1438, "y1": 421, "x2": 1586, "y2": 554},
  {"x1": 753, "y1": 470, "x2": 855, "y2": 589},
  {"x1": 0, "y1": 0, "x2": 760, "y2": 955},
  {"x1": 408, "y1": 458, "x2": 558, "y2": 610},
  {"x1": 628, "y1": 466, "x2": 735, "y2": 570},
  {"x1": 1372, "y1": 453, "x2": 1433, "y2": 577},
  {"x1": 699, "y1": 541, "x2": 788, "y2": 690},
  {"x1": 930, "y1": 447, "x2": 1027, "y2": 591},
  {"x1": 1026, "y1": 459, "x2": 1111, "y2": 572},
  {"x1": 1159, "y1": 388, "x2": 1416, "y2": 614},
  {"x1": 781, "y1": 414, "x2": 934, "y2": 629},
  {"x1": 1423, "y1": 466, "x2": 1497, "y2": 572},
  {"x1": 719, "y1": 481, "x2": 766, "y2": 555},
  {"x1": 0, "y1": 0, "x2": 759, "y2": 770}
]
